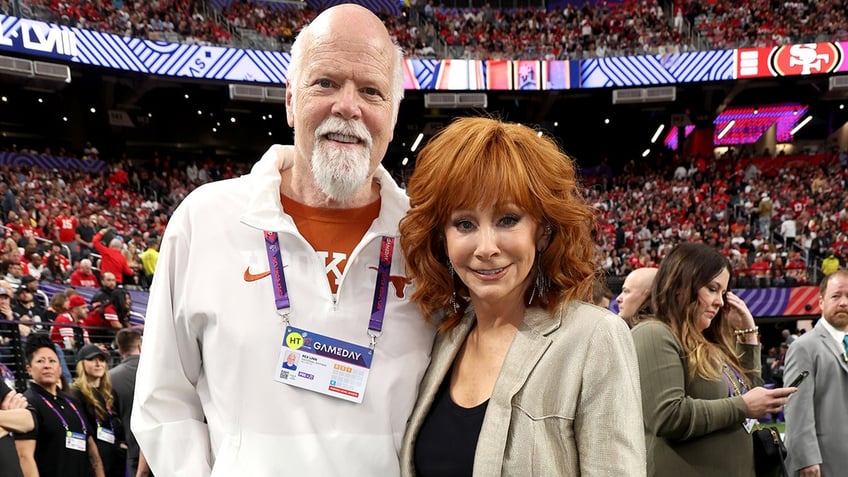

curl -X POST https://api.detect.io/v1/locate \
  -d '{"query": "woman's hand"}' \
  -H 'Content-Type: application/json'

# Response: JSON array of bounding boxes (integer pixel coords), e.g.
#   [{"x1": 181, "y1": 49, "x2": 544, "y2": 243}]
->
[
  {"x1": 723, "y1": 291, "x2": 755, "y2": 330},
  {"x1": 741, "y1": 386, "x2": 796, "y2": 418}
]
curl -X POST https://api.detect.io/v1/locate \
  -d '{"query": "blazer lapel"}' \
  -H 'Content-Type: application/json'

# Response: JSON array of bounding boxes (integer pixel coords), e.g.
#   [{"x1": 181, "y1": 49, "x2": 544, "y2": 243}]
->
[
  {"x1": 408, "y1": 311, "x2": 476, "y2": 438},
  {"x1": 472, "y1": 305, "x2": 563, "y2": 476}
]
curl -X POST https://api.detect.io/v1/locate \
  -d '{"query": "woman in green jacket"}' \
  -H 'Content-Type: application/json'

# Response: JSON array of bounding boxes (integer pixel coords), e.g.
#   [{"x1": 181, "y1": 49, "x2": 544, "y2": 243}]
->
[{"x1": 633, "y1": 242, "x2": 796, "y2": 476}]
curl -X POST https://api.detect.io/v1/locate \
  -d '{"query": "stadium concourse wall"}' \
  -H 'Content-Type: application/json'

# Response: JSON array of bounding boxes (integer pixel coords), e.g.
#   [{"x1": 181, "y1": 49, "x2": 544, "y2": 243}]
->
[{"x1": 1, "y1": 14, "x2": 847, "y2": 91}]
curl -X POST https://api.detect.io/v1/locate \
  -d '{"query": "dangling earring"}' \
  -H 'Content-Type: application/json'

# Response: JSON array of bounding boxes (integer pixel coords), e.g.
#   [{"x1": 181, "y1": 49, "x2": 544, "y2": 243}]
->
[
  {"x1": 447, "y1": 261, "x2": 460, "y2": 314},
  {"x1": 529, "y1": 251, "x2": 550, "y2": 305}
]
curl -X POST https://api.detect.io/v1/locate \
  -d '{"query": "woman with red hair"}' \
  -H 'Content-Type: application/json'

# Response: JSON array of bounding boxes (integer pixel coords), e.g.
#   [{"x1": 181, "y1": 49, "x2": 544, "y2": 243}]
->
[{"x1": 398, "y1": 117, "x2": 645, "y2": 476}]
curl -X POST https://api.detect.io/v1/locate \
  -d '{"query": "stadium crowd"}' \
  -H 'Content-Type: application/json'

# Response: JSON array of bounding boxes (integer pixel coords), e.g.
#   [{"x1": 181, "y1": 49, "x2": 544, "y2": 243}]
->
[
  {"x1": 0, "y1": 144, "x2": 249, "y2": 291},
  {"x1": 685, "y1": 0, "x2": 848, "y2": 50},
  {"x1": 0, "y1": 139, "x2": 843, "y2": 297},
  {"x1": 13, "y1": 0, "x2": 848, "y2": 60},
  {"x1": 587, "y1": 148, "x2": 847, "y2": 286}
]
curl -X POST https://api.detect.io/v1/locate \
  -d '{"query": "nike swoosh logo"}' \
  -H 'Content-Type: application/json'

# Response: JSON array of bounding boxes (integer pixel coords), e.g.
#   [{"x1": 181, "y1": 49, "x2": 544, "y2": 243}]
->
[{"x1": 243, "y1": 267, "x2": 271, "y2": 282}]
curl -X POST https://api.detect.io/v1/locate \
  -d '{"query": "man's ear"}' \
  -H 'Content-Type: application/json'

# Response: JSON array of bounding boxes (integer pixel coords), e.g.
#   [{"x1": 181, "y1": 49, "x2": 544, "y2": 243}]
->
[{"x1": 285, "y1": 81, "x2": 295, "y2": 128}]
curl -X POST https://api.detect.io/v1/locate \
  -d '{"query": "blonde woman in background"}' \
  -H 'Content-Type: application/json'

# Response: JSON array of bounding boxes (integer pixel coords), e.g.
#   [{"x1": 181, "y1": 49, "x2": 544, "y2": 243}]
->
[{"x1": 70, "y1": 344, "x2": 125, "y2": 477}]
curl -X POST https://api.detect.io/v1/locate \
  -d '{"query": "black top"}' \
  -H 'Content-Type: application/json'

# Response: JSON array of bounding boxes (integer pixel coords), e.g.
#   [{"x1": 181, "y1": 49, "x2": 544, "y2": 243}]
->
[
  {"x1": 69, "y1": 385, "x2": 126, "y2": 477},
  {"x1": 414, "y1": 377, "x2": 488, "y2": 477},
  {"x1": 17, "y1": 382, "x2": 94, "y2": 477},
  {"x1": 0, "y1": 380, "x2": 25, "y2": 477}
]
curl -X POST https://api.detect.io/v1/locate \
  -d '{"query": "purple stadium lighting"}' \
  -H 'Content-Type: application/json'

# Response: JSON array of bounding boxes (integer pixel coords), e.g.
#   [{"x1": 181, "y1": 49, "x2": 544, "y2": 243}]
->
[
  {"x1": 664, "y1": 125, "x2": 695, "y2": 150},
  {"x1": 712, "y1": 104, "x2": 809, "y2": 145}
]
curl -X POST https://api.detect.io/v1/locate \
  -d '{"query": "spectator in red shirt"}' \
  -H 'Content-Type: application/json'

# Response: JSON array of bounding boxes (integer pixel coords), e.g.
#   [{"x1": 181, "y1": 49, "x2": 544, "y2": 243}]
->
[
  {"x1": 750, "y1": 253, "x2": 772, "y2": 288},
  {"x1": 54, "y1": 204, "x2": 78, "y2": 250},
  {"x1": 82, "y1": 291, "x2": 122, "y2": 345},
  {"x1": 92, "y1": 229, "x2": 134, "y2": 285},
  {"x1": 45, "y1": 241, "x2": 70, "y2": 273},
  {"x1": 69, "y1": 259, "x2": 100, "y2": 289},
  {"x1": 49, "y1": 294, "x2": 90, "y2": 350}
]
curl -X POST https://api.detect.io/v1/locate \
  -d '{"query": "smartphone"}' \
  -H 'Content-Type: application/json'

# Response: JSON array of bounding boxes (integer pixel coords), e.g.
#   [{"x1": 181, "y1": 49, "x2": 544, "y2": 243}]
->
[{"x1": 788, "y1": 370, "x2": 809, "y2": 388}]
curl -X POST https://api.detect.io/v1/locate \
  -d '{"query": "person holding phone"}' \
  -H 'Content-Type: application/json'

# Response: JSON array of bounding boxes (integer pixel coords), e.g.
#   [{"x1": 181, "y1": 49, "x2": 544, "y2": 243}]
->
[
  {"x1": 784, "y1": 269, "x2": 848, "y2": 477},
  {"x1": 632, "y1": 242, "x2": 797, "y2": 476}
]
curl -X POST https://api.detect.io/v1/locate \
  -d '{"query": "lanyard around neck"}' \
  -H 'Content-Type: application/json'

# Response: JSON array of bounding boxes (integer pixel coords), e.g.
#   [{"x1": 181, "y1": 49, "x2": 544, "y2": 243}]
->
[
  {"x1": 39, "y1": 393, "x2": 87, "y2": 434},
  {"x1": 264, "y1": 232, "x2": 394, "y2": 347},
  {"x1": 722, "y1": 363, "x2": 748, "y2": 397}
]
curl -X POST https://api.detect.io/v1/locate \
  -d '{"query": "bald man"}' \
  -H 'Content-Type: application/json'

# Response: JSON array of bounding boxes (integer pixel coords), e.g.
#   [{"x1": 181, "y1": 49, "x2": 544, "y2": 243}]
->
[
  {"x1": 132, "y1": 5, "x2": 435, "y2": 476},
  {"x1": 617, "y1": 267, "x2": 657, "y2": 327}
]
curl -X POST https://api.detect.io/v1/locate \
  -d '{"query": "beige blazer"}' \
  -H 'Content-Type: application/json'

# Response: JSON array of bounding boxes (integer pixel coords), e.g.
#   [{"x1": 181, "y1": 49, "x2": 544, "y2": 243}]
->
[{"x1": 400, "y1": 301, "x2": 647, "y2": 476}]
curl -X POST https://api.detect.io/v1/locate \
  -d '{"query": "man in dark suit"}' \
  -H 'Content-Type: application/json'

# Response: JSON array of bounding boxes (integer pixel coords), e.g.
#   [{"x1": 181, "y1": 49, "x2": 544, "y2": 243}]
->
[
  {"x1": 784, "y1": 269, "x2": 848, "y2": 477},
  {"x1": 109, "y1": 329, "x2": 151, "y2": 477}
]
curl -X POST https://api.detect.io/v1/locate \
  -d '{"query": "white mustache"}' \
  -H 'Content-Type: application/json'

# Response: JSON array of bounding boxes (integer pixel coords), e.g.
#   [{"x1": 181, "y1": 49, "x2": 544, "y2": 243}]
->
[{"x1": 314, "y1": 117, "x2": 372, "y2": 149}]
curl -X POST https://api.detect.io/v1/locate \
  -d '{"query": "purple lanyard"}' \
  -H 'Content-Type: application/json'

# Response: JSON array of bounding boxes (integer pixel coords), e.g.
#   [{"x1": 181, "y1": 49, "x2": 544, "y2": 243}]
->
[
  {"x1": 264, "y1": 231, "x2": 291, "y2": 311},
  {"x1": 264, "y1": 232, "x2": 394, "y2": 347},
  {"x1": 723, "y1": 363, "x2": 749, "y2": 397},
  {"x1": 39, "y1": 394, "x2": 87, "y2": 434}
]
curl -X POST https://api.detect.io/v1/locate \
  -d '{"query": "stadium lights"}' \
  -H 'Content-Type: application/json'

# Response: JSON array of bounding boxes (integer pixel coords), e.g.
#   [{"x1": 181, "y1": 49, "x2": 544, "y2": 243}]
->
[
  {"x1": 402, "y1": 157, "x2": 409, "y2": 166},
  {"x1": 790, "y1": 116, "x2": 812, "y2": 135},
  {"x1": 410, "y1": 133, "x2": 424, "y2": 152},
  {"x1": 641, "y1": 148, "x2": 650, "y2": 157},
  {"x1": 650, "y1": 124, "x2": 665, "y2": 143},
  {"x1": 717, "y1": 119, "x2": 736, "y2": 139}
]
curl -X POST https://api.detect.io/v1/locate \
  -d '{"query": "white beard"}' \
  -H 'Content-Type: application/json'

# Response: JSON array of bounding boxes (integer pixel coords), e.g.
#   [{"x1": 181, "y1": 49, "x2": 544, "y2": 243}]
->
[{"x1": 311, "y1": 117, "x2": 373, "y2": 201}]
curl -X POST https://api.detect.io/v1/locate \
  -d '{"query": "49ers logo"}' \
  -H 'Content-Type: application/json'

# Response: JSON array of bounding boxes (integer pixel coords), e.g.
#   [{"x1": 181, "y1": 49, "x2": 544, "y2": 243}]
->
[{"x1": 769, "y1": 42, "x2": 842, "y2": 76}]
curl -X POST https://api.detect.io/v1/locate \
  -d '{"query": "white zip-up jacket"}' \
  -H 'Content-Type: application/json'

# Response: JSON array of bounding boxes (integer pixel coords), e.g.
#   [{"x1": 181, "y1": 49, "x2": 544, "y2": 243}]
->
[{"x1": 133, "y1": 146, "x2": 436, "y2": 477}]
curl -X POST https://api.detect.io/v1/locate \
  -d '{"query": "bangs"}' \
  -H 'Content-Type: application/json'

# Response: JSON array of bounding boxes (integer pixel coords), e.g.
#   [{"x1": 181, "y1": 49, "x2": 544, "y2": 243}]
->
[{"x1": 422, "y1": 121, "x2": 545, "y2": 222}]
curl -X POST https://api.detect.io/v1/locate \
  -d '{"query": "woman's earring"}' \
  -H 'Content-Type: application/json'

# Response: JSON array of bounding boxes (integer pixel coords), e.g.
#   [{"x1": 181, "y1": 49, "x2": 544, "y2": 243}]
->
[
  {"x1": 447, "y1": 262, "x2": 460, "y2": 314},
  {"x1": 529, "y1": 252, "x2": 550, "y2": 305}
]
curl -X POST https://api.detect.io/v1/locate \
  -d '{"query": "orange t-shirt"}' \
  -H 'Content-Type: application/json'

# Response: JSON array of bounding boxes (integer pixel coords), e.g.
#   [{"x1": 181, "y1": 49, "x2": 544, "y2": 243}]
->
[{"x1": 281, "y1": 194, "x2": 381, "y2": 295}]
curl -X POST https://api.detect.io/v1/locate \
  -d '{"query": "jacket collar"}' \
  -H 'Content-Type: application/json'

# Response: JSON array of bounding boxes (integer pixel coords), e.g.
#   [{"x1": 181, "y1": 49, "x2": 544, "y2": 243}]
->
[
  {"x1": 239, "y1": 145, "x2": 408, "y2": 236},
  {"x1": 814, "y1": 319, "x2": 848, "y2": 372}
]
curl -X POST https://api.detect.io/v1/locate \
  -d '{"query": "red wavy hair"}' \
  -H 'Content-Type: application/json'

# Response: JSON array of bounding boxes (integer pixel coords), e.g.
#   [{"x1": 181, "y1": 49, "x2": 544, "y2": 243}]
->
[{"x1": 399, "y1": 116, "x2": 598, "y2": 330}]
